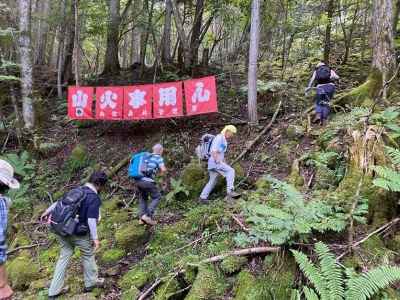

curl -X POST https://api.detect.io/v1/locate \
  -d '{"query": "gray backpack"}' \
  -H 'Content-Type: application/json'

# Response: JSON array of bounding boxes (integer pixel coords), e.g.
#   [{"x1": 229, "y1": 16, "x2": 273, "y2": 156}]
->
[{"x1": 195, "y1": 134, "x2": 215, "y2": 161}]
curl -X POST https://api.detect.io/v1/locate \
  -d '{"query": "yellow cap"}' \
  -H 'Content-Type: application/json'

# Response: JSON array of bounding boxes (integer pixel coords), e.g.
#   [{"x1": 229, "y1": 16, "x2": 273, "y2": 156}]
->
[{"x1": 221, "y1": 125, "x2": 237, "y2": 135}]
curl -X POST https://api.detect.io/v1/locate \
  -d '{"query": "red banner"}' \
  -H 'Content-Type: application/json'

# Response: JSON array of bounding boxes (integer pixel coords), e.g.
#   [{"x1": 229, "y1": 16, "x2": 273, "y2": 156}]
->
[
  {"x1": 153, "y1": 82, "x2": 183, "y2": 118},
  {"x1": 67, "y1": 87, "x2": 94, "y2": 119},
  {"x1": 184, "y1": 76, "x2": 218, "y2": 115},
  {"x1": 96, "y1": 87, "x2": 124, "y2": 120},
  {"x1": 123, "y1": 85, "x2": 153, "y2": 120}
]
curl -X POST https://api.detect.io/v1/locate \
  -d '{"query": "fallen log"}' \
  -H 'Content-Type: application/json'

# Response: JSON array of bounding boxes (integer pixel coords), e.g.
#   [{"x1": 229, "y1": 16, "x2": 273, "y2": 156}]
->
[
  {"x1": 188, "y1": 246, "x2": 280, "y2": 266},
  {"x1": 107, "y1": 155, "x2": 131, "y2": 178},
  {"x1": 232, "y1": 100, "x2": 282, "y2": 165}
]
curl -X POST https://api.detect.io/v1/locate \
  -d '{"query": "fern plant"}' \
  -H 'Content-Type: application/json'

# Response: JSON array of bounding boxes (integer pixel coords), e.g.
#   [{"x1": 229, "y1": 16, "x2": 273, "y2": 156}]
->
[
  {"x1": 292, "y1": 242, "x2": 400, "y2": 300},
  {"x1": 372, "y1": 146, "x2": 400, "y2": 192},
  {"x1": 235, "y1": 176, "x2": 348, "y2": 246}
]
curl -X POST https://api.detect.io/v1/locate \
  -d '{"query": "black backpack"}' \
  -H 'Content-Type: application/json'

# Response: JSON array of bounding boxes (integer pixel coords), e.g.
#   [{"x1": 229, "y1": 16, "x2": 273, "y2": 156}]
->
[
  {"x1": 50, "y1": 187, "x2": 87, "y2": 237},
  {"x1": 315, "y1": 65, "x2": 331, "y2": 84}
]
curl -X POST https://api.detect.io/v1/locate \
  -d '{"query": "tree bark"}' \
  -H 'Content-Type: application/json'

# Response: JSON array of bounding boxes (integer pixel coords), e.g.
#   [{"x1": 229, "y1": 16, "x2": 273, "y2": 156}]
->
[
  {"x1": 340, "y1": 1, "x2": 360, "y2": 64},
  {"x1": 62, "y1": 1, "x2": 75, "y2": 84},
  {"x1": 140, "y1": 0, "x2": 155, "y2": 76},
  {"x1": 189, "y1": 0, "x2": 205, "y2": 66},
  {"x1": 18, "y1": 0, "x2": 35, "y2": 130},
  {"x1": 171, "y1": 0, "x2": 191, "y2": 70},
  {"x1": 247, "y1": 0, "x2": 260, "y2": 125},
  {"x1": 161, "y1": 0, "x2": 172, "y2": 64},
  {"x1": 371, "y1": 0, "x2": 396, "y2": 98},
  {"x1": 103, "y1": 0, "x2": 121, "y2": 74},
  {"x1": 74, "y1": 0, "x2": 80, "y2": 86},
  {"x1": 323, "y1": 0, "x2": 335, "y2": 63},
  {"x1": 130, "y1": 0, "x2": 141, "y2": 65},
  {"x1": 34, "y1": 0, "x2": 50, "y2": 65},
  {"x1": 393, "y1": 0, "x2": 400, "y2": 37},
  {"x1": 57, "y1": 0, "x2": 66, "y2": 98}
]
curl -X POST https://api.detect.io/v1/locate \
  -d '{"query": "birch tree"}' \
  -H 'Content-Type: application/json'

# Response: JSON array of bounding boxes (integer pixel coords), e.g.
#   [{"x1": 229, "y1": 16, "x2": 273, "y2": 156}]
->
[
  {"x1": 18, "y1": 0, "x2": 35, "y2": 130},
  {"x1": 247, "y1": 0, "x2": 260, "y2": 125}
]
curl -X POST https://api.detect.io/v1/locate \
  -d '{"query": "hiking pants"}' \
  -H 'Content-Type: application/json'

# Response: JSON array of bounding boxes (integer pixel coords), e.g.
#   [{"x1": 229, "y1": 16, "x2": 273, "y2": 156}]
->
[
  {"x1": 136, "y1": 180, "x2": 161, "y2": 217},
  {"x1": 48, "y1": 234, "x2": 98, "y2": 297},
  {"x1": 200, "y1": 162, "x2": 235, "y2": 200},
  {"x1": 315, "y1": 84, "x2": 336, "y2": 121}
]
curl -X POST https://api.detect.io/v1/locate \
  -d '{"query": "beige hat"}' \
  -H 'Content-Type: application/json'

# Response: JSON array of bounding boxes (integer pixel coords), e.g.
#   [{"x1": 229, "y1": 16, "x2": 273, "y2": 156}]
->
[{"x1": 0, "y1": 160, "x2": 20, "y2": 189}]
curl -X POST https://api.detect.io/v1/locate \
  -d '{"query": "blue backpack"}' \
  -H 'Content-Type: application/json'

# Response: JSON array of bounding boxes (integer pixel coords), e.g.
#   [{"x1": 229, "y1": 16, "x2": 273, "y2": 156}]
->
[{"x1": 128, "y1": 152, "x2": 153, "y2": 179}]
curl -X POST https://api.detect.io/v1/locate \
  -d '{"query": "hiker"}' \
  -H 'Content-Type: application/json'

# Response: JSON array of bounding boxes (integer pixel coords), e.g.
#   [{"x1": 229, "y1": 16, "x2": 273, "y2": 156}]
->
[
  {"x1": 129, "y1": 144, "x2": 167, "y2": 226},
  {"x1": 305, "y1": 61, "x2": 339, "y2": 125},
  {"x1": 41, "y1": 171, "x2": 108, "y2": 299},
  {"x1": 199, "y1": 125, "x2": 240, "y2": 203},
  {"x1": 0, "y1": 160, "x2": 20, "y2": 300}
]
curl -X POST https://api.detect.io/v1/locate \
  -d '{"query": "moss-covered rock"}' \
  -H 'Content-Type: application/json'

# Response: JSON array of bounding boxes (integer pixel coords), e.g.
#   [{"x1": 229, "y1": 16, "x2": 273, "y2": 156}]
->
[
  {"x1": 338, "y1": 69, "x2": 382, "y2": 107},
  {"x1": 314, "y1": 165, "x2": 336, "y2": 190},
  {"x1": 119, "y1": 265, "x2": 155, "y2": 290},
  {"x1": 64, "y1": 144, "x2": 89, "y2": 173},
  {"x1": 181, "y1": 160, "x2": 208, "y2": 198},
  {"x1": 286, "y1": 124, "x2": 305, "y2": 140},
  {"x1": 7, "y1": 252, "x2": 40, "y2": 290},
  {"x1": 10, "y1": 232, "x2": 31, "y2": 249},
  {"x1": 121, "y1": 287, "x2": 141, "y2": 300},
  {"x1": 386, "y1": 233, "x2": 400, "y2": 252},
  {"x1": 101, "y1": 248, "x2": 125, "y2": 264},
  {"x1": 220, "y1": 256, "x2": 247, "y2": 275},
  {"x1": 154, "y1": 278, "x2": 181, "y2": 300},
  {"x1": 233, "y1": 269, "x2": 256, "y2": 300},
  {"x1": 115, "y1": 221, "x2": 150, "y2": 251},
  {"x1": 184, "y1": 265, "x2": 226, "y2": 300}
]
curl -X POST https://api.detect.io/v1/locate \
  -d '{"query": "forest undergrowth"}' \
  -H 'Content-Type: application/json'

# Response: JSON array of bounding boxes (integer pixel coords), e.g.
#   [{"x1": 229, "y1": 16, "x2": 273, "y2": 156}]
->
[{"x1": 3, "y1": 55, "x2": 400, "y2": 300}]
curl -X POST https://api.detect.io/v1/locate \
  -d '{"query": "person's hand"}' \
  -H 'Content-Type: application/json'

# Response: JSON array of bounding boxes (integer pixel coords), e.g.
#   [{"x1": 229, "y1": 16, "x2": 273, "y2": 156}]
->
[
  {"x1": 93, "y1": 239, "x2": 100, "y2": 251},
  {"x1": 40, "y1": 212, "x2": 49, "y2": 223}
]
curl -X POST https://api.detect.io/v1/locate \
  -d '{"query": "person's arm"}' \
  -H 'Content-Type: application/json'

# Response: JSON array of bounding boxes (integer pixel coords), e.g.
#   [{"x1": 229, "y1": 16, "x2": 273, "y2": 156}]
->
[
  {"x1": 40, "y1": 202, "x2": 57, "y2": 221},
  {"x1": 330, "y1": 70, "x2": 339, "y2": 80},
  {"x1": 306, "y1": 71, "x2": 316, "y2": 90},
  {"x1": 210, "y1": 135, "x2": 223, "y2": 164},
  {"x1": 86, "y1": 195, "x2": 101, "y2": 250}
]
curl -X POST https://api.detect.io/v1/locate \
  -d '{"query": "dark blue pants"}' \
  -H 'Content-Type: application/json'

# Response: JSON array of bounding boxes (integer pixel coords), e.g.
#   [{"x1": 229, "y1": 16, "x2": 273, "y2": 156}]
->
[{"x1": 315, "y1": 84, "x2": 335, "y2": 121}]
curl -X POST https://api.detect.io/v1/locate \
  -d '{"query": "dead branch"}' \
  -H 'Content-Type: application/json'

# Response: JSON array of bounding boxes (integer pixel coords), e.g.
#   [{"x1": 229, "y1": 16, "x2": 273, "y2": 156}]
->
[
  {"x1": 107, "y1": 155, "x2": 131, "y2": 178},
  {"x1": 232, "y1": 100, "x2": 282, "y2": 165},
  {"x1": 137, "y1": 278, "x2": 163, "y2": 300},
  {"x1": 189, "y1": 246, "x2": 280, "y2": 266},
  {"x1": 337, "y1": 218, "x2": 400, "y2": 261},
  {"x1": 231, "y1": 214, "x2": 249, "y2": 232},
  {"x1": 7, "y1": 242, "x2": 47, "y2": 255}
]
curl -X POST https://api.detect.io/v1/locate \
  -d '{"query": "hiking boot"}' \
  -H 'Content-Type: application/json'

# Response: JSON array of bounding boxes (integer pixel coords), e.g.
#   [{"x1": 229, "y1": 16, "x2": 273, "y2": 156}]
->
[
  {"x1": 48, "y1": 286, "x2": 70, "y2": 299},
  {"x1": 141, "y1": 214, "x2": 157, "y2": 226},
  {"x1": 83, "y1": 278, "x2": 105, "y2": 293},
  {"x1": 227, "y1": 191, "x2": 241, "y2": 199},
  {"x1": 198, "y1": 197, "x2": 209, "y2": 204}
]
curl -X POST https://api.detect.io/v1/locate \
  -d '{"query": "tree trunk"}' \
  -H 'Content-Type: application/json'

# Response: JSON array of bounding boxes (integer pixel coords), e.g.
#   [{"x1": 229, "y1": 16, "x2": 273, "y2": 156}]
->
[
  {"x1": 74, "y1": 0, "x2": 80, "y2": 85},
  {"x1": 393, "y1": 0, "x2": 400, "y2": 37},
  {"x1": 130, "y1": 0, "x2": 141, "y2": 65},
  {"x1": 62, "y1": 1, "x2": 75, "y2": 84},
  {"x1": 189, "y1": 0, "x2": 205, "y2": 66},
  {"x1": 202, "y1": 48, "x2": 209, "y2": 66},
  {"x1": 171, "y1": 0, "x2": 191, "y2": 70},
  {"x1": 57, "y1": 0, "x2": 66, "y2": 98},
  {"x1": 161, "y1": 0, "x2": 172, "y2": 64},
  {"x1": 18, "y1": 0, "x2": 35, "y2": 130},
  {"x1": 103, "y1": 0, "x2": 121, "y2": 74},
  {"x1": 140, "y1": 0, "x2": 155, "y2": 76},
  {"x1": 324, "y1": 0, "x2": 335, "y2": 63},
  {"x1": 247, "y1": 0, "x2": 260, "y2": 125},
  {"x1": 34, "y1": 0, "x2": 50, "y2": 65},
  {"x1": 341, "y1": 2, "x2": 360, "y2": 64},
  {"x1": 371, "y1": 0, "x2": 396, "y2": 97}
]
